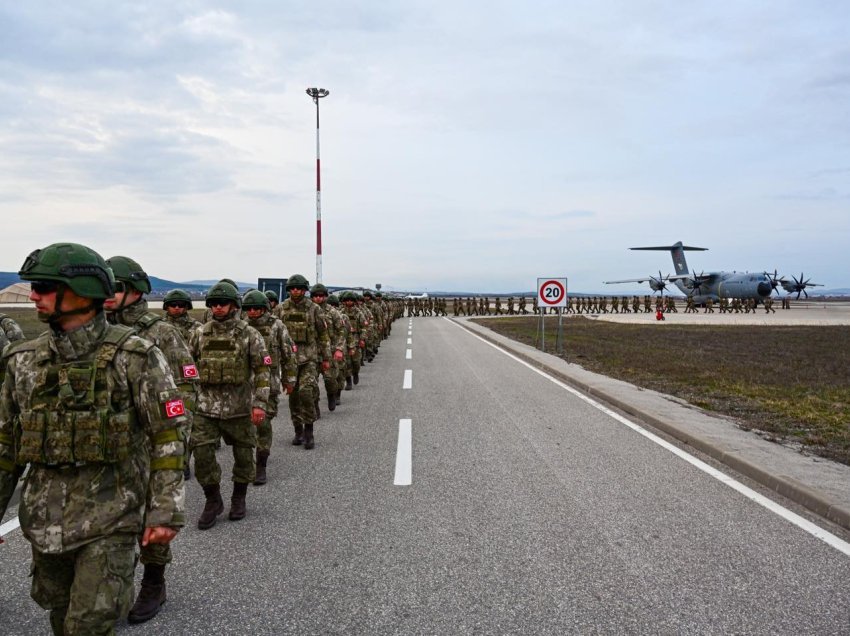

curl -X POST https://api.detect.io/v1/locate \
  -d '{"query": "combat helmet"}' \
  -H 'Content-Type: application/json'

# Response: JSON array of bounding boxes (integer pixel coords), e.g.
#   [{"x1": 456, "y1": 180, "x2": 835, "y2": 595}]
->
[
  {"x1": 286, "y1": 274, "x2": 310, "y2": 290},
  {"x1": 327, "y1": 294, "x2": 340, "y2": 307},
  {"x1": 163, "y1": 288, "x2": 193, "y2": 310},
  {"x1": 19, "y1": 242, "x2": 115, "y2": 300},
  {"x1": 310, "y1": 283, "x2": 329, "y2": 297},
  {"x1": 242, "y1": 289, "x2": 270, "y2": 310},
  {"x1": 264, "y1": 290, "x2": 279, "y2": 303},
  {"x1": 205, "y1": 281, "x2": 241, "y2": 308},
  {"x1": 105, "y1": 256, "x2": 152, "y2": 294}
]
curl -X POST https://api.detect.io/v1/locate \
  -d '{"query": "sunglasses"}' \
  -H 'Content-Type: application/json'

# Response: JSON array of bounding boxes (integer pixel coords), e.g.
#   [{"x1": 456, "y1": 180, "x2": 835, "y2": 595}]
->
[
  {"x1": 207, "y1": 300, "x2": 231, "y2": 308},
  {"x1": 165, "y1": 302, "x2": 189, "y2": 309},
  {"x1": 113, "y1": 281, "x2": 126, "y2": 293},
  {"x1": 30, "y1": 281, "x2": 59, "y2": 294}
]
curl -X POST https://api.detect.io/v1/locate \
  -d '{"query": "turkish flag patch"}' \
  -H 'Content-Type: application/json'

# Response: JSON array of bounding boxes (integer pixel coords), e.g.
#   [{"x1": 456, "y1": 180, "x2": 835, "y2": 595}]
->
[
  {"x1": 182, "y1": 364, "x2": 198, "y2": 378},
  {"x1": 164, "y1": 399, "x2": 185, "y2": 418},
  {"x1": 263, "y1": 355, "x2": 272, "y2": 365},
  {"x1": 292, "y1": 344, "x2": 298, "y2": 353}
]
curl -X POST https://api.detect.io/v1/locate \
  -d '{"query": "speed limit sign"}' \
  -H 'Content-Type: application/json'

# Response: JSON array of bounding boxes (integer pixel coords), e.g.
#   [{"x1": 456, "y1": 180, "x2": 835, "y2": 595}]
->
[{"x1": 537, "y1": 278, "x2": 568, "y2": 307}]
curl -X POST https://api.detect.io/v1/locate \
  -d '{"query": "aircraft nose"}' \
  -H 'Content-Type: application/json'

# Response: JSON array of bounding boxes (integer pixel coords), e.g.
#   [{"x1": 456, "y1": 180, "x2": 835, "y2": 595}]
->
[{"x1": 757, "y1": 282, "x2": 772, "y2": 297}]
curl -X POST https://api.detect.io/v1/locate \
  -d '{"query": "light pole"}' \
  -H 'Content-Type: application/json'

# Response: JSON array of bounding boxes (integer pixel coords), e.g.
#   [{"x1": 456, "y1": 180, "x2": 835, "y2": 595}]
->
[{"x1": 306, "y1": 87, "x2": 329, "y2": 284}]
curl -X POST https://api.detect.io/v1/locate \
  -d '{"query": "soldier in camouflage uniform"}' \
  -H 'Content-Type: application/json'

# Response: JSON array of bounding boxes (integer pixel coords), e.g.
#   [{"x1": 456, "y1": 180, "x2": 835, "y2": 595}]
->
[
  {"x1": 310, "y1": 284, "x2": 347, "y2": 411},
  {"x1": 0, "y1": 313, "x2": 26, "y2": 386},
  {"x1": 265, "y1": 290, "x2": 280, "y2": 310},
  {"x1": 340, "y1": 291, "x2": 367, "y2": 387},
  {"x1": 273, "y1": 275, "x2": 331, "y2": 450},
  {"x1": 242, "y1": 290, "x2": 296, "y2": 486},
  {"x1": 103, "y1": 256, "x2": 198, "y2": 623},
  {"x1": 0, "y1": 243, "x2": 186, "y2": 636},
  {"x1": 189, "y1": 282, "x2": 271, "y2": 529},
  {"x1": 327, "y1": 294, "x2": 355, "y2": 390},
  {"x1": 162, "y1": 289, "x2": 201, "y2": 344}
]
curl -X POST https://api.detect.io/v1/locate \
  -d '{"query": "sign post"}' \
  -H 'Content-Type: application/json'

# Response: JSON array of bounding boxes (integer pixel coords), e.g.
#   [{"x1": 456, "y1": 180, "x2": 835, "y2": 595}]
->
[{"x1": 536, "y1": 278, "x2": 568, "y2": 352}]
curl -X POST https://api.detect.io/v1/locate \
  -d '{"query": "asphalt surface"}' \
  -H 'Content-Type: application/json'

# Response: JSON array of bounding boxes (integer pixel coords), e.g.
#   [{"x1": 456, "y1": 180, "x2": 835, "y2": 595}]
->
[{"x1": 2, "y1": 313, "x2": 850, "y2": 634}]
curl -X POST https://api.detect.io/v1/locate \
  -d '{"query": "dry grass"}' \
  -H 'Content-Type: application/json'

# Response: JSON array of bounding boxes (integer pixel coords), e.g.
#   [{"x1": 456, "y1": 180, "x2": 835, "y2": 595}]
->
[{"x1": 478, "y1": 316, "x2": 850, "y2": 465}]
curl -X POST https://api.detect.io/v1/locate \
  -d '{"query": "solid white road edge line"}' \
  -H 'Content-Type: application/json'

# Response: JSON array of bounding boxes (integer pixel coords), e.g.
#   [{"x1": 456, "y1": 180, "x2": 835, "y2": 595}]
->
[
  {"x1": 1, "y1": 516, "x2": 21, "y2": 538},
  {"x1": 395, "y1": 419, "x2": 413, "y2": 485},
  {"x1": 403, "y1": 369, "x2": 413, "y2": 389},
  {"x1": 406, "y1": 349, "x2": 412, "y2": 359},
  {"x1": 447, "y1": 318, "x2": 850, "y2": 557}
]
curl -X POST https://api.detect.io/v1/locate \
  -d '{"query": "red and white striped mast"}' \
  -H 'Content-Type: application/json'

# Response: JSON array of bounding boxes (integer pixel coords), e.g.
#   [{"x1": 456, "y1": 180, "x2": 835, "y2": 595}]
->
[{"x1": 306, "y1": 87, "x2": 329, "y2": 284}]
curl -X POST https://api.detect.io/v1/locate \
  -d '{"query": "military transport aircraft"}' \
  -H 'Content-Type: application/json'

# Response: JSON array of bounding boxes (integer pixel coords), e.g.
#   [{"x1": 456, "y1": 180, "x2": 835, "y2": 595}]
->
[{"x1": 604, "y1": 241, "x2": 817, "y2": 304}]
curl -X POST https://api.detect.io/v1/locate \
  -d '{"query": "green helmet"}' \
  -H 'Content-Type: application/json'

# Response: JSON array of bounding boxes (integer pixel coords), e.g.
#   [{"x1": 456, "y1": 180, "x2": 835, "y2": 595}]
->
[
  {"x1": 340, "y1": 291, "x2": 356, "y2": 302},
  {"x1": 106, "y1": 255, "x2": 152, "y2": 294},
  {"x1": 265, "y1": 290, "x2": 279, "y2": 303},
  {"x1": 219, "y1": 278, "x2": 238, "y2": 289},
  {"x1": 163, "y1": 288, "x2": 193, "y2": 310},
  {"x1": 327, "y1": 294, "x2": 340, "y2": 306},
  {"x1": 286, "y1": 274, "x2": 310, "y2": 290},
  {"x1": 310, "y1": 283, "x2": 329, "y2": 296},
  {"x1": 205, "y1": 281, "x2": 240, "y2": 308},
  {"x1": 363, "y1": 290, "x2": 374, "y2": 299},
  {"x1": 242, "y1": 289, "x2": 270, "y2": 309},
  {"x1": 19, "y1": 242, "x2": 115, "y2": 299},
  {"x1": 375, "y1": 292, "x2": 383, "y2": 298}
]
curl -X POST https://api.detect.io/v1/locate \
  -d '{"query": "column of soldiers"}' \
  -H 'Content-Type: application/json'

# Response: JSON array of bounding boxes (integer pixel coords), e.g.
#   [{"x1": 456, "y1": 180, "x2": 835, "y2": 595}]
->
[{"x1": 0, "y1": 243, "x2": 401, "y2": 634}]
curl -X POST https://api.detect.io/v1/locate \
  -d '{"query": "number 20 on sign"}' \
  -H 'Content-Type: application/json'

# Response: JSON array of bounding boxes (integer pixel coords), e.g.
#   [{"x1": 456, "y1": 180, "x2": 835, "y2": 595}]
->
[{"x1": 537, "y1": 278, "x2": 568, "y2": 308}]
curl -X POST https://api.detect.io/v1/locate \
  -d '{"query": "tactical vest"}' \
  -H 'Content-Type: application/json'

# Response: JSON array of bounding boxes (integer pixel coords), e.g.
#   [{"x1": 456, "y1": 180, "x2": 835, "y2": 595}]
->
[
  {"x1": 197, "y1": 321, "x2": 249, "y2": 384},
  {"x1": 135, "y1": 312, "x2": 163, "y2": 332},
  {"x1": 283, "y1": 306, "x2": 309, "y2": 344},
  {"x1": 251, "y1": 319, "x2": 280, "y2": 368},
  {"x1": 16, "y1": 325, "x2": 138, "y2": 466}
]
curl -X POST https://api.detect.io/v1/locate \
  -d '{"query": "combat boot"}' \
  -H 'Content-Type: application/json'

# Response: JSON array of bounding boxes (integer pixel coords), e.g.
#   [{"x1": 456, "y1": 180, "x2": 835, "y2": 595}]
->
[
  {"x1": 327, "y1": 391, "x2": 336, "y2": 411},
  {"x1": 336, "y1": 389, "x2": 342, "y2": 407},
  {"x1": 128, "y1": 564, "x2": 166, "y2": 623},
  {"x1": 304, "y1": 424, "x2": 315, "y2": 450},
  {"x1": 229, "y1": 482, "x2": 248, "y2": 520},
  {"x1": 353, "y1": 372, "x2": 359, "y2": 385},
  {"x1": 315, "y1": 402, "x2": 321, "y2": 419},
  {"x1": 345, "y1": 376, "x2": 353, "y2": 391},
  {"x1": 292, "y1": 424, "x2": 304, "y2": 445},
  {"x1": 198, "y1": 484, "x2": 224, "y2": 530},
  {"x1": 253, "y1": 449, "x2": 269, "y2": 485}
]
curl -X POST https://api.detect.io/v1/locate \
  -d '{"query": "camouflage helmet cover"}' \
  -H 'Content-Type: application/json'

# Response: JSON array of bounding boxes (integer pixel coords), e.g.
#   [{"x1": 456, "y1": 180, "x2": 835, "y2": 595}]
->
[
  {"x1": 19, "y1": 242, "x2": 115, "y2": 299},
  {"x1": 163, "y1": 288, "x2": 193, "y2": 309},
  {"x1": 205, "y1": 281, "x2": 241, "y2": 308},
  {"x1": 106, "y1": 255, "x2": 152, "y2": 294}
]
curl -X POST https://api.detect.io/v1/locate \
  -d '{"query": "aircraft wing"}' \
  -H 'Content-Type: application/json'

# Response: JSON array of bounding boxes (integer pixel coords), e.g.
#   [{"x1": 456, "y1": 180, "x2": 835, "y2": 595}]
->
[{"x1": 604, "y1": 277, "x2": 657, "y2": 284}]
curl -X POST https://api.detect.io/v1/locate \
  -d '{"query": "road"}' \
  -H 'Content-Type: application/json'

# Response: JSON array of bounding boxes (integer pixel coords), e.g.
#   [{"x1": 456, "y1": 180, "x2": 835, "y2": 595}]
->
[{"x1": 2, "y1": 315, "x2": 850, "y2": 634}]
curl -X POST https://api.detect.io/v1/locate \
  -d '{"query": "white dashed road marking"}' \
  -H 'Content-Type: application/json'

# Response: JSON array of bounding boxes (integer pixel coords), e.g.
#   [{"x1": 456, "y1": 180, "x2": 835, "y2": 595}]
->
[
  {"x1": 394, "y1": 419, "x2": 412, "y2": 485},
  {"x1": 403, "y1": 369, "x2": 413, "y2": 389},
  {"x1": 406, "y1": 349, "x2": 412, "y2": 359}
]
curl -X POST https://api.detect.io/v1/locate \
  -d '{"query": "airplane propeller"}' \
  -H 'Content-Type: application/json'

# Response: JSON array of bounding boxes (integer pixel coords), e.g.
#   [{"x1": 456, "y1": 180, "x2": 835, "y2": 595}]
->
[
  {"x1": 764, "y1": 269, "x2": 784, "y2": 296},
  {"x1": 688, "y1": 271, "x2": 707, "y2": 296},
  {"x1": 648, "y1": 271, "x2": 670, "y2": 296},
  {"x1": 785, "y1": 272, "x2": 823, "y2": 300}
]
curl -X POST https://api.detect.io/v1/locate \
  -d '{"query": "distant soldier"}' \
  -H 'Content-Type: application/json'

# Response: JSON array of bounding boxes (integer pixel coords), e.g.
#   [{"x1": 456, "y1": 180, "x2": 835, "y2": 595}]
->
[
  {"x1": 644, "y1": 295, "x2": 652, "y2": 313},
  {"x1": 340, "y1": 291, "x2": 367, "y2": 387},
  {"x1": 507, "y1": 297, "x2": 515, "y2": 315},
  {"x1": 518, "y1": 296, "x2": 528, "y2": 315},
  {"x1": 611, "y1": 296, "x2": 620, "y2": 313},
  {"x1": 162, "y1": 289, "x2": 201, "y2": 344},
  {"x1": 704, "y1": 297, "x2": 715, "y2": 313},
  {"x1": 265, "y1": 290, "x2": 280, "y2": 310},
  {"x1": 310, "y1": 284, "x2": 347, "y2": 412},
  {"x1": 764, "y1": 296, "x2": 775, "y2": 313},
  {"x1": 632, "y1": 296, "x2": 640, "y2": 313},
  {"x1": 273, "y1": 275, "x2": 331, "y2": 449},
  {"x1": 532, "y1": 296, "x2": 539, "y2": 314},
  {"x1": 494, "y1": 297, "x2": 503, "y2": 315},
  {"x1": 242, "y1": 290, "x2": 296, "y2": 486}
]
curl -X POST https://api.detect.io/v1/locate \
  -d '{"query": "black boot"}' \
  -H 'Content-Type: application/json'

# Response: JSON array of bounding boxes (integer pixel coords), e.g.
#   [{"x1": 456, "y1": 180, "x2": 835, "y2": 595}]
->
[
  {"x1": 315, "y1": 402, "x2": 321, "y2": 419},
  {"x1": 292, "y1": 424, "x2": 304, "y2": 445},
  {"x1": 198, "y1": 484, "x2": 224, "y2": 530},
  {"x1": 335, "y1": 390, "x2": 342, "y2": 407},
  {"x1": 229, "y1": 482, "x2": 248, "y2": 521},
  {"x1": 353, "y1": 372, "x2": 359, "y2": 385},
  {"x1": 253, "y1": 449, "x2": 269, "y2": 485},
  {"x1": 327, "y1": 391, "x2": 336, "y2": 411},
  {"x1": 345, "y1": 376, "x2": 353, "y2": 391},
  {"x1": 128, "y1": 564, "x2": 166, "y2": 623},
  {"x1": 304, "y1": 424, "x2": 315, "y2": 450}
]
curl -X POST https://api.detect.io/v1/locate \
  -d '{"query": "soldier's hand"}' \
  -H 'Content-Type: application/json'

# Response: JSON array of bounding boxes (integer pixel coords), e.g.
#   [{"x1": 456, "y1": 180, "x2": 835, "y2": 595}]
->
[
  {"x1": 321, "y1": 361, "x2": 331, "y2": 372},
  {"x1": 142, "y1": 526, "x2": 178, "y2": 546},
  {"x1": 251, "y1": 407, "x2": 266, "y2": 426},
  {"x1": 333, "y1": 350, "x2": 344, "y2": 362},
  {"x1": 359, "y1": 340, "x2": 365, "y2": 349},
  {"x1": 284, "y1": 383, "x2": 295, "y2": 395},
  {"x1": 348, "y1": 348, "x2": 355, "y2": 357}
]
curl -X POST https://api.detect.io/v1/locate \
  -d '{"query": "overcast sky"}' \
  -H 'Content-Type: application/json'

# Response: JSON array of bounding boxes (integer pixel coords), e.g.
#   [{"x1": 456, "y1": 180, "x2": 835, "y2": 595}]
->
[{"x1": 1, "y1": 1, "x2": 848, "y2": 293}]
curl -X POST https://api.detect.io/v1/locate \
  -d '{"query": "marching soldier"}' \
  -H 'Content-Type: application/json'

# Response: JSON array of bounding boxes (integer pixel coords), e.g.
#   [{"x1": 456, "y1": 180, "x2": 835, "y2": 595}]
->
[
  {"x1": 340, "y1": 291, "x2": 367, "y2": 387},
  {"x1": 162, "y1": 289, "x2": 201, "y2": 344},
  {"x1": 103, "y1": 256, "x2": 198, "y2": 623},
  {"x1": 273, "y1": 275, "x2": 331, "y2": 449},
  {"x1": 190, "y1": 282, "x2": 271, "y2": 528},
  {"x1": 310, "y1": 284, "x2": 347, "y2": 411},
  {"x1": 1, "y1": 243, "x2": 186, "y2": 635}
]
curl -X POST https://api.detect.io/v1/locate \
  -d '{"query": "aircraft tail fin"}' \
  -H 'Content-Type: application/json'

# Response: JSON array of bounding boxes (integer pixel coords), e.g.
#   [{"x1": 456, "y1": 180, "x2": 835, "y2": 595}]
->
[{"x1": 629, "y1": 241, "x2": 707, "y2": 276}]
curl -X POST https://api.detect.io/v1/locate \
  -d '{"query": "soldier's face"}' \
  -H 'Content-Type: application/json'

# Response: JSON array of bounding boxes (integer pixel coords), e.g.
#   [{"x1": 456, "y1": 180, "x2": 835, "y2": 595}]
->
[
  {"x1": 209, "y1": 300, "x2": 234, "y2": 319},
  {"x1": 30, "y1": 283, "x2": 93, "y2": 326},
  {"x1": 165, "y1": 303, "x2": 188, "y2": 318},
  {"x1": 104, "y1": 285, "x2": 142, "y2": 311},
  {"x1": 311, "y1": 294, "x2": 326, "y2": 305},
  {"x1": 246, "y1": 307, "x2": 266, "y2": 319},
  {"x1": 290, "y1": 288, "x2": 306, "y2": 300}
]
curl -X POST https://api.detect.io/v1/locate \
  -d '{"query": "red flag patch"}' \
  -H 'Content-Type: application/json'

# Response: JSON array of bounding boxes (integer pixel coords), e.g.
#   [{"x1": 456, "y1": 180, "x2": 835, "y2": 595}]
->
[
  {"x1": 164, "y1": 399, "x2": 185, "y2": 418},
  {"x1": 292, "y1": 344, "x2": 298, "y2": 353},
  {"x1": 263, "y1": 355, "x2": 272, "y2": 365},
  {"x1": 182, "y1": 364, "x2": 198, "y2": 378}
]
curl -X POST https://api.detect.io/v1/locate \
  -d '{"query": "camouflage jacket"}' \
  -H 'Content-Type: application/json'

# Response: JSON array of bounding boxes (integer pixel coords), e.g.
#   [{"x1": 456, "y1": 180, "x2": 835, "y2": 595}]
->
[
  {"x1": 109, "y1": 300, "x2": 198, "y2": 410},
  {"x1": 341, "y1": 304, "x2": 368, "y2": 345},
  {"x1": 246, "y1": 313, "x2": 297, "y2": 394},
  {"x1": 189, "y1": 315, "x2": 271, "y2": 419},
  {"x1": 273, "y1": 297, "x2": 331, "y2": 366},
  {"x1": 164, "y1": 313, "x2": 202, "y2": 346},
  {"x1": 0, "y1": 312, "x2": 187, "y2": 553},
  {"x1": 0, "y1": 314, "x2": 26, "y2": 385},
  {"x1": 315, "y1": 303, "x2": 346, "y2": 355}
]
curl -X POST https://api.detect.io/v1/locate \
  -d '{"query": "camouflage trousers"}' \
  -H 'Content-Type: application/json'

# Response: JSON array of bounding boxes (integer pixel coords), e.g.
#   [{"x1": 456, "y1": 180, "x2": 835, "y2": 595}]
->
[
  {"x1": 289, "y1": 361, "x2": 319, "y2": 427},
  {"x1": 30, "y1": 533, "x2": 136, "y2": 636},
  {"x1": 192, "y1": 415, "x2": 257, "y2": 485},
  {"x1": 256, "y1": 393, "x2": 280, "y2": 451},
  {"x1": 350, "y1": 348, "x2": 362, "y2": 378},
  {"x1": 322, "y1": 358, "x2": 345, "y2": 396}
]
